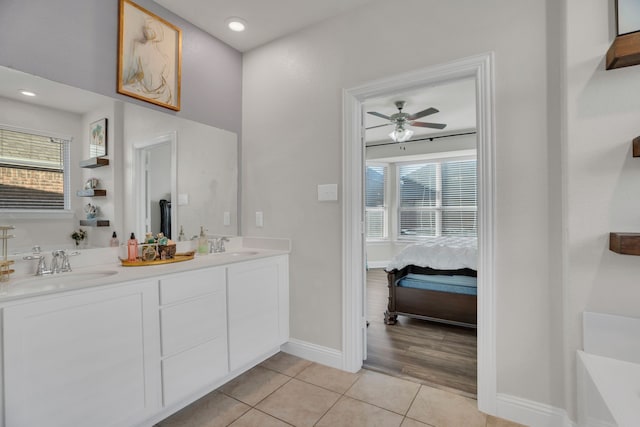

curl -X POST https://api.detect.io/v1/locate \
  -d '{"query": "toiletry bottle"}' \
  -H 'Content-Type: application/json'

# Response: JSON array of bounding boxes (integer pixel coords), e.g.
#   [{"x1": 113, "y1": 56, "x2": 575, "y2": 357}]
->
[
  {"x1": 197, "y1": 226, "x2": 208, "y2": 255},
  {"x1": 127, "y1": 233, "x2": 138, "y2": 262},
  {"x1": 110, "y1": 231, "x2": 119, "y2": 247},
  {"x1": 178, "y1": 225, "x2": 185, "y2": 242}
]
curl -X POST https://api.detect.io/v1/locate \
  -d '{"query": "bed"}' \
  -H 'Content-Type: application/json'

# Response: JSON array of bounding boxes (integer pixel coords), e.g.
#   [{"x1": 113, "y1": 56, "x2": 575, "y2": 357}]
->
[{"x1": 384, "y1": 237, "x2": 477, "y2": 328}]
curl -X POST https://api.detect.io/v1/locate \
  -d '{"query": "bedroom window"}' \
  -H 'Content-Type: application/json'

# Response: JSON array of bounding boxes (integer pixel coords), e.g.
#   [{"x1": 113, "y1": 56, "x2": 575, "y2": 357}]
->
[
  {"x1": 365, "y1": 164, "x2": 388, "y2": 240},
  {"x1": 0, "y1": 126, "x2": 70, "y2": 211},
  {"x1": 398, "y1": 158, "x2": 476, "y2": 238}
]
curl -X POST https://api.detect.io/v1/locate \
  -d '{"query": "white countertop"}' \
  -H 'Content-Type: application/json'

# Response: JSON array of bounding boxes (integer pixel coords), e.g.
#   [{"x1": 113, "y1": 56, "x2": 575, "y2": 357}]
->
[{"x1": 0, "y1": 237, "x2": 290, "y2": 303}]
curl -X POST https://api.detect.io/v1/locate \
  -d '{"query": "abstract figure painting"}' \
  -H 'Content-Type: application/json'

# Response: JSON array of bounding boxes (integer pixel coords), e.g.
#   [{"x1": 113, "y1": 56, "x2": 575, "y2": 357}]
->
[{"x1": 118, "y1": 0, "x2": 182, "y2": 111}]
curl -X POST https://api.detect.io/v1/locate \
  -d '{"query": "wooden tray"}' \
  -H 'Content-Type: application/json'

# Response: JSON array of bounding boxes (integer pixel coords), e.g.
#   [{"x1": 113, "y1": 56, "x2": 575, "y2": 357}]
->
[{"x1": 120, "y1": 251, "x2": 195, "y2": 267}]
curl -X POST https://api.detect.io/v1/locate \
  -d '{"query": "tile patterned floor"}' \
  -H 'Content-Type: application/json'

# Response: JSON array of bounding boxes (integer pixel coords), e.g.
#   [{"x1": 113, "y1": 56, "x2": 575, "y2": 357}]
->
[{"x1": 157, "y1": 352, "x2": 526, "y2": 427}]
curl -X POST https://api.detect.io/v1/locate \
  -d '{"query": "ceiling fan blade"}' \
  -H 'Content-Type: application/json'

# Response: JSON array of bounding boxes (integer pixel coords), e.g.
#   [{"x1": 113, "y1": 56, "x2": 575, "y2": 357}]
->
[
  {"x1": 365, "y1": 123, "x2": 393, "y2": 130},
  {"x1": 367, "y1": 111, "x2": 392, "y2": 120},
  {"x1": 410, "y1": 121, "x2": 447, "y2": 130},
  {"x1": 407, "y1": 107, "x2": 439, "y2": 121}
]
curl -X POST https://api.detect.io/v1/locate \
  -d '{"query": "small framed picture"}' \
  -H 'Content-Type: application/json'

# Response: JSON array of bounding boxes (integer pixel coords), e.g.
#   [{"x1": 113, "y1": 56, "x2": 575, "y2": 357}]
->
[
  {"x1": 117, "y1": 0, "x2": 182, "y2": 111},
  {"x1": 616, "y1": 0, "x2": 640, "y2": 35},
  {"x1": 89, "y1": 118, "x2": 107, "y2": 157}
]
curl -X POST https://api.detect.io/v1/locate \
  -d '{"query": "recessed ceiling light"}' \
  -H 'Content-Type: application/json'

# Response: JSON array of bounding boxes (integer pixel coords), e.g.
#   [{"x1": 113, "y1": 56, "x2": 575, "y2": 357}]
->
[
  {"x1": 19, "y1": 90, "x2": 36, "y2": 97},
  {"x1": 226, "y1": 17, "x2": 246, "y2": 32}
]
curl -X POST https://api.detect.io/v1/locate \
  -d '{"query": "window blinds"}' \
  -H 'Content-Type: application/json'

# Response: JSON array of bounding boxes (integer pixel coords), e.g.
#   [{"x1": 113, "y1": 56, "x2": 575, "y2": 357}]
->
[
  {"x1": 399, "y1": 159, "x2": 476, "y2": 237},
  {"x1": 365, "y1": 165, "x2": 387, "y2": 239},
  {"x1": 0, "y1": 128, "x2": 69, "y2": 210}
]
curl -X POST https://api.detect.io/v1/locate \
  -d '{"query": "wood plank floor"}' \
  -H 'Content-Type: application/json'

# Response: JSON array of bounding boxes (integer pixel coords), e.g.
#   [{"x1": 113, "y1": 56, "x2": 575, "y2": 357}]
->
[{"x1": 363, "y1": 268, "x2": 478, "y2": 398}]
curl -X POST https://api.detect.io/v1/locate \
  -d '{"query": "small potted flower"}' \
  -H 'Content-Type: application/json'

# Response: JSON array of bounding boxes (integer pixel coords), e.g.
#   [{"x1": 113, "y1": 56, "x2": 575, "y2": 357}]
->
[{"x1": 71, "y1": 228, "x2": 87, "y2": 248}]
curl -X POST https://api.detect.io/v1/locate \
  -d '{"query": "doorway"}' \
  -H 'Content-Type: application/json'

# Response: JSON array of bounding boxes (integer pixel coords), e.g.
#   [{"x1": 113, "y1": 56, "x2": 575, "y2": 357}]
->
[
  {"x1": 362, "y1": 79, "x2": 479, "y2": 396},
  {"x1": 342, "y1": 53, "x2": 496, "y2": 414},
  {"x1": 133, "y1": 132, "x2": 177, "y2": 240}
]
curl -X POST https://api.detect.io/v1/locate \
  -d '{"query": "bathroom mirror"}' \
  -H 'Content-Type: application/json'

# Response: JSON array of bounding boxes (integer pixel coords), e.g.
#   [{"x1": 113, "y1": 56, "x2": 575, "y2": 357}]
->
[{"x1": 0, "y1": 66, "x2": 238, "y2": 252}]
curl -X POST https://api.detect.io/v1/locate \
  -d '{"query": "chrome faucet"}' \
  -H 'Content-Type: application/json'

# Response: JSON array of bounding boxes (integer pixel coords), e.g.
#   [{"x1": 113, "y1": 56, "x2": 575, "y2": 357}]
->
[
  {"x1": 50, "y1": 250, "x2": 79, "y2": 273},
  {"x1": 50, "y1": 250, "x2": 66, "y2": 273},
  {"x1": 23, "y1": 246, "x2": 50, "y2": 276},
  {"x1": 209, "y1": 237, "x2": 230, "y2": 253},
  {"x1": 23, "y1": 248, "x2": 79, "y2": 276}
]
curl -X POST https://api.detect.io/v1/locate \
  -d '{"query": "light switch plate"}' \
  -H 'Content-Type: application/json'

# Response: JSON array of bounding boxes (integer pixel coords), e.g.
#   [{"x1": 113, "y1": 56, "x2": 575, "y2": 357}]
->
[
  {"x1": 223, "y1": 211, "x2": 231, "y2": 226},
  {"x1": 256, "y1": 211, "x2": 263, "y2": 227},
  {"x1": 318, "y1": 184, "x2": 338, "y2": 201},
  {"x1": 178, "y1": 193, "x2": 189, "y2": 206}
]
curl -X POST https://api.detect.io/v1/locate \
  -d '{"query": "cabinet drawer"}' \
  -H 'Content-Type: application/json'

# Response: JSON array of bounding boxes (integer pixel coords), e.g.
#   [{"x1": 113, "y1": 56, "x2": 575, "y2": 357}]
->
[
  {"x1": 161, "y1": 292, "x2": 226, "y2": 356},
  {"x1": 159, "y1": 267, "x2": 225, "y2": 305},
  {"x1": 162, "y1": 337, "x2": 228, "y2": 406}
]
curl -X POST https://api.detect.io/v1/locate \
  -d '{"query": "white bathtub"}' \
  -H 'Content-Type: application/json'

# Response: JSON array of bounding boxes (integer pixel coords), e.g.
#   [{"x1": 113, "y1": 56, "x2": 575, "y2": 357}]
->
[{"x1": 577, "y1": 312, "x2": 640, "y2": 427}]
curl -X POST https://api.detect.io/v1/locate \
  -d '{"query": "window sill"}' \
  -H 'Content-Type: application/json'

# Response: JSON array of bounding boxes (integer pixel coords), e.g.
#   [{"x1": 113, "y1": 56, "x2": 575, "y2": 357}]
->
[
  {"x1": 0, "y1": 210, "x2": 74, "y2": 220},
  {"x1": 366, "y1": 239, "x2": 390, "y2": 244}
]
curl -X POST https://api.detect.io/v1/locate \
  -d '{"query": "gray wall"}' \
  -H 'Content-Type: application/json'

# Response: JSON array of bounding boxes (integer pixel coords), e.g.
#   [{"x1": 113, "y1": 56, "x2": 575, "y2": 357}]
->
[{"x1": 0, "y1": 0, "x2": 242, "y2": 135}]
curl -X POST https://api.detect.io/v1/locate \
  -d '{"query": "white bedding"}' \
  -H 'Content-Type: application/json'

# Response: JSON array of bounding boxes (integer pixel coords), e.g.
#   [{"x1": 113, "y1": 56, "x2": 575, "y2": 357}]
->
[{"x1": 385, "y1": 237, "x2": 478, "y2": 271}]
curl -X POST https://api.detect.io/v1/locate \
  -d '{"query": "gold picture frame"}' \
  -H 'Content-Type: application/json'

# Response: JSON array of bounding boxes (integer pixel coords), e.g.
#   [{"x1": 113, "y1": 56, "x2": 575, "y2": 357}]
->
[{"x1": 117, "y1": 0, "x2": 182, "y2": 111}]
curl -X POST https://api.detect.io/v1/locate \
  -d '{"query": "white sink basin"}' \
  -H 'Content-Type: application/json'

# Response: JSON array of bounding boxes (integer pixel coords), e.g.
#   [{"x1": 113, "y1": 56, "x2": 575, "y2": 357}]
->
[
  {"x1": 226, "y1": 250, "x2": 260, "y2": 257},
  {"x1": 12, "y1": 270, "x2": 119, "y2": 289}
]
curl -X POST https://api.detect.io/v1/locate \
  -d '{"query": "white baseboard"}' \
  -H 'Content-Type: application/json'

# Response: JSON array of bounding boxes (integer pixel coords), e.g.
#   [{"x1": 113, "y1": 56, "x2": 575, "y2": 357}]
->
[
  {"x1": 497, "y1": 393, "x2": 575, "y2": 427},
  {"x1": 281, "y1": 339, "x2": 343, "y2": 370},
  {"x1": 366, "y1": 261, "x2": 389, "y2": 269}
]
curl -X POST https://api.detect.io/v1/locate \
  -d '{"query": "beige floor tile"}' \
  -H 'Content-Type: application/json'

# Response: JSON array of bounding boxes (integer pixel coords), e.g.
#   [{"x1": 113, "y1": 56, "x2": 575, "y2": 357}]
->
[
  {"x1": 228, "y1": 409, "x2": 292, "y2": 427},
  {"x1": 486, "y1": 415, "x2": 528, "y2": 427},
  {"x1": 406, "y1": 385, "x2": 487, "y2": 427},
  {"x1": 260, "y1": 352, "x2": 313, "y2": 377},
  {"x1": 316, "y1": 396, "x2": 404, "y2": 427},
  {"x1": 256, "y1": 378, "x2": 340, "y2": 427},
  {"x1": 157, "y1": 391, "x2": 250, "y2": 427},
  {"x1": 219, "y1": 366, "x2": 290, "y2": 406},
  {"x1": 401, "y1": 418, "x2": 433, "y2": 427},
  {"x1": 295, "y1": 362, "x2": 360, "y2": 393},
  {"x1": 345, "y1": 370, "x2": 420, "y2": 415}
]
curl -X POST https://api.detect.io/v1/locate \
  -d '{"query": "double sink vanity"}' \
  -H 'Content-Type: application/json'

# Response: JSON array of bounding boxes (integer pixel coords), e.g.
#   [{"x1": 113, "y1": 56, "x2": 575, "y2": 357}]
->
[{"x1": 0, "y1": 237, "x2": 290, "y2": 427}]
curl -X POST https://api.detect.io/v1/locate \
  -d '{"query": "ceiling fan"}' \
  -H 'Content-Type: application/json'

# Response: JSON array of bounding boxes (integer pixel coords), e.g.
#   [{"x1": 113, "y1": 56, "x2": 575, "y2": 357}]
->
[{"x1": 366, "y1": 100, "x2": 446, "y2": 142}]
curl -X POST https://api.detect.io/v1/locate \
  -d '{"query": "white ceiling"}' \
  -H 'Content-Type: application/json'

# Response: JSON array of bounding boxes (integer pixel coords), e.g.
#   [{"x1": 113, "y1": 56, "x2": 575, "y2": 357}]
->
[
  {"x1": 364, "y1": 78, "x2": 477, "y2": 145},
  {"x1": 153, "y1": 0, "x2": 377, "y2": 52}
]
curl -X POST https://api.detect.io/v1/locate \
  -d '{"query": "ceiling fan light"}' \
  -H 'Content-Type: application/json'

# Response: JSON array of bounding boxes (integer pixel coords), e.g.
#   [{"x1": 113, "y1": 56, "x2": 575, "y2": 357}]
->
[{"x1": 389, "y1": 128, "x2": 413, "y2": 142}]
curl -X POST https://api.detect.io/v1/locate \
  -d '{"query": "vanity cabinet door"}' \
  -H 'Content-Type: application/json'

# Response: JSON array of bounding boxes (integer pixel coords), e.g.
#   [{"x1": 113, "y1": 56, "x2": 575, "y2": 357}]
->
[
  {"x1": 227, "y1": 256, "x2": 289, "y2": 372},
  {"x1": 2, "y1": 280, "x2": 161, "y2": 427}
]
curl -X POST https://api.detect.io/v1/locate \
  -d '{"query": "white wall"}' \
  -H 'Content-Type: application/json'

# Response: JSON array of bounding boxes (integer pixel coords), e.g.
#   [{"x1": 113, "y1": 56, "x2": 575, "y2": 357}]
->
[
  {"x1": 80, "y1": 103, "x2": 119, "y2": 248},
  {"x1": 243, "y1": 0, "x2": 557, "y2": 409},
  {"x1": 564, "y1": 0, "x2": 640, "y2": 417},
  {"x1": 0, "y1": 97, "x2": 84, "y2": 252}
]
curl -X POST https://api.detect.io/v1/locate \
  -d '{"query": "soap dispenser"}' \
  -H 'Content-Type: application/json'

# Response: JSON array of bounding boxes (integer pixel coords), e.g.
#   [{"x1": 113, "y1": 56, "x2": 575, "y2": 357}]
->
[
  {"x1": 127, "y1": 233, "x2": 138, "y2": 262},
  {"x1": 197, "y1": 226, "x2": 208, "y2": 255},
  {"x1": 110, "y1": 231, "x2": 119, "y2": 247}
]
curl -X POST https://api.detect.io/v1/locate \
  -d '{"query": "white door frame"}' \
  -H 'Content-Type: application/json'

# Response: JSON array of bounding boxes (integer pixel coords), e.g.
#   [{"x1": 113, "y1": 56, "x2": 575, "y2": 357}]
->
[
  {"x1": 341, "y1": 52, "x2": 497, "y2": 414},
  {"x1": 133, "y1": 132, "x2": 178, "y2": 240}
]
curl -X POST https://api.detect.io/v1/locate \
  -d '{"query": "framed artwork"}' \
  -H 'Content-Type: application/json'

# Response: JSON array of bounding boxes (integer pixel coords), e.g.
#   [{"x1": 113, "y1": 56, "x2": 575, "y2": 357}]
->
[
  {"x1": 117, "y1": 0, "x2": 182, "y2": 111},
  {"x1": 89, "y1": 118, "x2": 107, "y2": 157},
  {"x1": 616, "y1": 0, "x2": 640, "y2": 35}
]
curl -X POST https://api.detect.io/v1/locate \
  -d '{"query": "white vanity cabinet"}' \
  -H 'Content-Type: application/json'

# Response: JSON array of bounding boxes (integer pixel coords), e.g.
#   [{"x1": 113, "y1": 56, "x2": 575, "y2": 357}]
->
[
  {"x1": 2, "y1": 280, "x2": 161, "y2": 427},
  {"x1": 0, "y1": 251, "x2": 289, "y2": 427},
  {"x1": 227, "y1": 255, "x2": 289, "y2": 371},
  {"x1": 158, "y1": 267, "x2": 228, "y2": 407}
]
